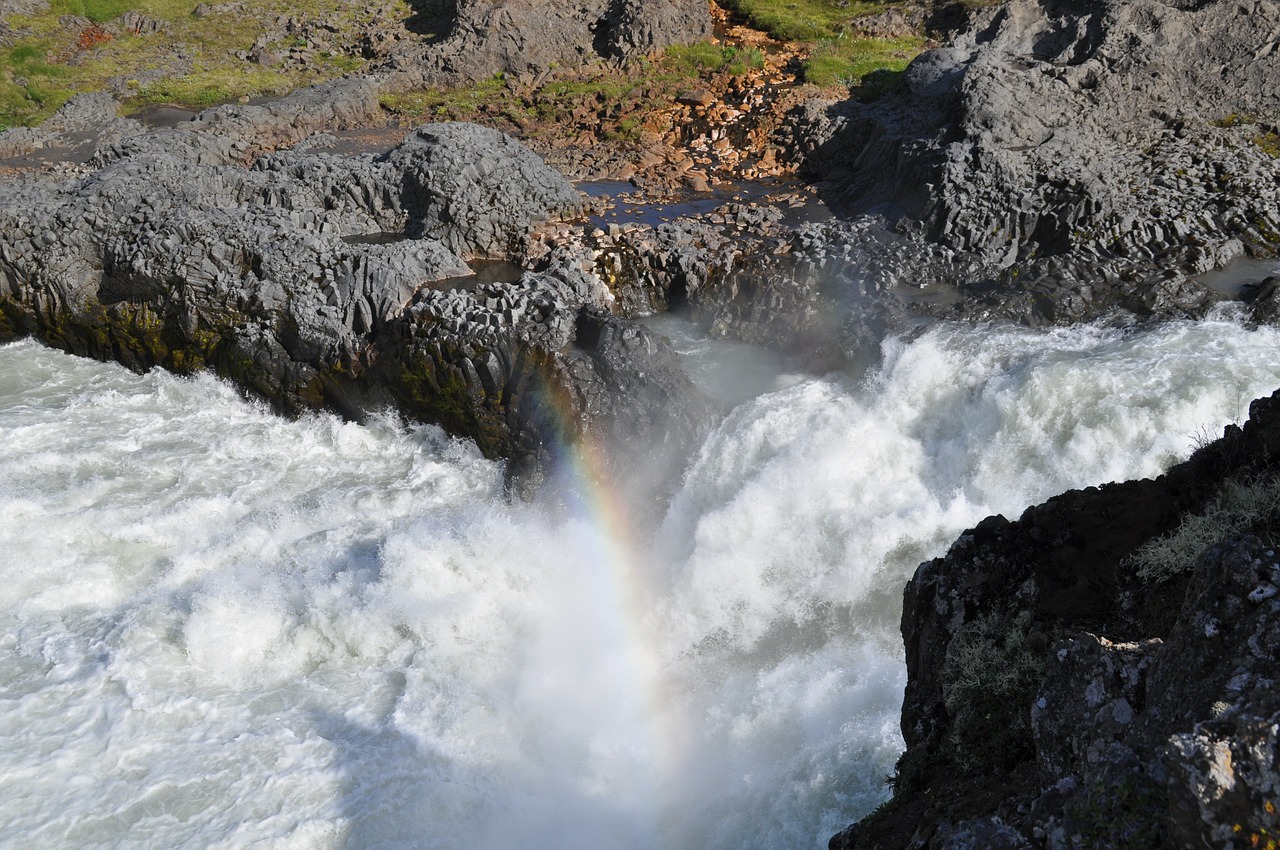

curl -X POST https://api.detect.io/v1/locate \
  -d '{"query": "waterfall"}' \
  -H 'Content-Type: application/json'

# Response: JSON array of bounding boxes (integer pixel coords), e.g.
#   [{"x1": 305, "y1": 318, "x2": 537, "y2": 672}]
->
[{"x1": 3, "y1": 308, "x2": 1279, "y2": 849}]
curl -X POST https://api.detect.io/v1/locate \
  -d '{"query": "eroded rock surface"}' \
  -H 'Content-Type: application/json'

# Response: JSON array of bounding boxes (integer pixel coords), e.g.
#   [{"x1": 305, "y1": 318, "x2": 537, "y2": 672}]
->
[
  {"x1": 384, "y1": 0, "x2": 712, "y2": 86},
  {"x1": 0, "y1": 118, "x2": 710, "y2": 489},
  {"x1": 779, "y1": 0, "x2": 1280, "y2": 323}
]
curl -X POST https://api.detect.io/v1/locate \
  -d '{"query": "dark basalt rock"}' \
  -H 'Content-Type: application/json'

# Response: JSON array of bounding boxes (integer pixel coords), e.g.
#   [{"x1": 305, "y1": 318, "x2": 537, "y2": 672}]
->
[
  {"x1": 553, "y1": 307, "x2": 716, "y2": 502},
  {"x1": 0, "y1": 92, "x2": 146, "y2": 163},
  {"x1": 0, "y1": 116, "x2": 711, "y2": 491},
  {"x1": 832, "y1": 389, "x2": 1280, "y2": 848}
]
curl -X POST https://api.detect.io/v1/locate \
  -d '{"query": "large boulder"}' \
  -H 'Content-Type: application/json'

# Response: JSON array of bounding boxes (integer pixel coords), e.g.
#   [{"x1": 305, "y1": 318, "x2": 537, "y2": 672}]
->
[
  {"x1": 385, "y1": 0, "x2": 712, "y2": 85},
  {"x1": 785, "y1": 0, "x2": 1280, "y2": 295}
]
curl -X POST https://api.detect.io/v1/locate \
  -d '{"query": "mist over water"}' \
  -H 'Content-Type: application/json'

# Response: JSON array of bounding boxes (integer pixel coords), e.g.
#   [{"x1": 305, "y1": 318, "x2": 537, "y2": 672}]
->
[{"x1": 4, "y1": 309, "x2": 1280, "y2": 849}]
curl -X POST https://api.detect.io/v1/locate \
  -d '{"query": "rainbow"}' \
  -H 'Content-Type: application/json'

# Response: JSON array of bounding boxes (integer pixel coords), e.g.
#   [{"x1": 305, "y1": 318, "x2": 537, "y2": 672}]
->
[{"x1": 526, "y1": 371, "x2": 681, "y2": 838}]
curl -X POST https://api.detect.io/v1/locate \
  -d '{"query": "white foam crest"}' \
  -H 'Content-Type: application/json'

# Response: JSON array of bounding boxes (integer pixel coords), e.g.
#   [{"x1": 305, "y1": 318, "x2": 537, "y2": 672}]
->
[
  {"x1": 655, "y1": 639, "x2": 906, "y2": 850},
  {"x1": 657, "y1": 315, "x2": 1280, "y2": 656},
  {"x1": 0, "y1": 344, "x2": 664, "y2": 848}
]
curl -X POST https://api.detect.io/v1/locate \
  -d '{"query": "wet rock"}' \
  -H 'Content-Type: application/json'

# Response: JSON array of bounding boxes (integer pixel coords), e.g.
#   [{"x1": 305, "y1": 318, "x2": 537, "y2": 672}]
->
[
  {"x1": 548, "y1": 307, "x2": 714, "y2": 501},
  {"x1": 1242, "y1": 276, "x2": 1280, "y2": 326}
]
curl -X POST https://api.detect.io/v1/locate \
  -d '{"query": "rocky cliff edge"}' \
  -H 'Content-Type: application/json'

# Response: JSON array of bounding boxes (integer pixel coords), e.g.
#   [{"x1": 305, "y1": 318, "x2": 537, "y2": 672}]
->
[{"x1": 834, "y1": 387, "x2": 1280, "y2": 848}]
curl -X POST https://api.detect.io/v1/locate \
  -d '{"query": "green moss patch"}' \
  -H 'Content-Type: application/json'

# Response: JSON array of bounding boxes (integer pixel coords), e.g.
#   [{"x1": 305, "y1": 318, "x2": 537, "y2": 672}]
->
[
  {"x1": 716, "y1": 0, "x2": 927, "y2": 93},
  {"x1": 665, "y1": 42, "x2": 765, "y2": 75},
  {"x1": 802, "y1": 33, "x2": 924, "y2": 91},
  {"x1": 717, "y1": 0, "x2": 888, "y2": 42},
  {"x1": 1, "y1": 0, "x2": 402, "y2": 128}
]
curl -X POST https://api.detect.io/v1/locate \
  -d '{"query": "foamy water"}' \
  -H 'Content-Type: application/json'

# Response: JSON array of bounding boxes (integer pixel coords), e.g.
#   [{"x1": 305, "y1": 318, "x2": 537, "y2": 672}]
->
[{"x1": 4, "y1": 309, "x2": 1280, "y2": 849}]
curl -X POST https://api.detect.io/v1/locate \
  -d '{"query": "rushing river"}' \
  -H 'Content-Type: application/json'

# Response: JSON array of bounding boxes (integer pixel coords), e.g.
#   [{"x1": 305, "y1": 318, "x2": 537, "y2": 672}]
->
[{"x1": 4, "y1": 309, "x2": 1280, "y2": 849}]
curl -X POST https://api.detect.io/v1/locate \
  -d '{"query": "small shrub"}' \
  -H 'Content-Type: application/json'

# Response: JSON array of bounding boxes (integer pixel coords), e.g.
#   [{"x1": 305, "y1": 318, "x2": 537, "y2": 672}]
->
[
  {"x1": 1128, "y1": 474, "x2": 1280, "y2": 583},
  {"x1": 1064, "y1": 771, "x2": 1170, "y2": 850},
  {"x1": 941, "y1": 610, "x2": 1042, "y2": 773}
]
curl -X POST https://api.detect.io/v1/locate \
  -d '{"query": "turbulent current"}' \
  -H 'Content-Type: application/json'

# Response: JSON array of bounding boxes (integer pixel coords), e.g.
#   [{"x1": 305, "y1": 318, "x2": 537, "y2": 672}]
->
[{"x1": 5, "y1": 309, "x2": 1280, "y2": 849}]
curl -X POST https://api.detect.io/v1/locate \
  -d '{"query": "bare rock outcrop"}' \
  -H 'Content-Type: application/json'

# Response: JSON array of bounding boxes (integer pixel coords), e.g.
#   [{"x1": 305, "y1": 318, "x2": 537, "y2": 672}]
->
[
  {"x1": 384, "y1": 0, "x2": 712, "y2": 86},
  {"x1": 782, "y1": 0, "x2": 1280, "y2": 308},
  {"x1": 0, "y1": 118, "x2": 711, "y2": 490}
]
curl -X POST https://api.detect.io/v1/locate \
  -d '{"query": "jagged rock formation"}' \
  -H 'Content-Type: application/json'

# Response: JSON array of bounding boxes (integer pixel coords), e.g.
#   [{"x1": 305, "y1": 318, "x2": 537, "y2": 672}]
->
[
  {"x1": 833, "y1": 390, "x2": 1280, "y2": 848},
  {"x1": 0, "y1": 78, "x2": 386, "y2": 165},
  {"x1": 515, "y1": 0, "x2": 1280, "y2": 371},
  {"x1": 0, "y1": 91, "x2": 146, "y2": 162},
  {"x1": 780, "y1": 0, "x2": 1280, "y2": 321},
  {"x1": 0, "y1": 117, "x2": 711, "y2": 489},
  {"x1": 383, "y1": 0, "x2": 712, "y2": 86}
]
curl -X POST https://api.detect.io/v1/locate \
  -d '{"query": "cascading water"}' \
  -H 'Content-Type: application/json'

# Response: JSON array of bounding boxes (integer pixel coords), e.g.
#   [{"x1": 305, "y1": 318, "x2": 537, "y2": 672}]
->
[{"x1": 4, "y1": 307, "x2": 1280, "y2": 849}]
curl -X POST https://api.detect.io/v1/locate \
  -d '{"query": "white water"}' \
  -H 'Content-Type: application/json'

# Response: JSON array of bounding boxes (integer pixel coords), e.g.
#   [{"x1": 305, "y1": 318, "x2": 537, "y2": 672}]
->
[{"x1": 4, "y1": 310, "x2": 1280, "y2": 849}]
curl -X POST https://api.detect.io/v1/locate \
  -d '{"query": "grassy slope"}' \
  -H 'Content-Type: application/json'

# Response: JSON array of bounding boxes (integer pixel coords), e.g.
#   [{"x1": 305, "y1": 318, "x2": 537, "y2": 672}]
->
[
  {"x1": 0, "y1": 0, "x2": 393, "y2": 128},
  {"x1": 717, "y1": 0, "x2": 926, "y2": 88},
  {"x1": 0, "y1": 0, "x2": 929, "y2": 130},
  {"x1": 378, "y1": 44, "x2": 767, "y2": 142}
]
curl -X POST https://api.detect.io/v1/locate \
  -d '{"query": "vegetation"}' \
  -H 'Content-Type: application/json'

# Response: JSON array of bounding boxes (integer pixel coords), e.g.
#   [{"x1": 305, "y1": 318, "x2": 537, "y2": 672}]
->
[
  {"x1": 940, "y1": 610, "x2": 1042, "y2": 773},
  {"x1": 1064, "y1": 772, "x2": 1170, "y2": 850},
  {"x1": 0, "y1": 0, "x2": 397, "y2": 129},
  {"x1": 1210, "y1": 114, "x2": 1280, "y2": 157},
  {"x1": 2, "y1": 0, "x2": 929, "y2": 131},
  {"x1": 380, "y1": 43, "x2": 767, "y2": 143},
  {"x1": 1255, "y1": 131, "x2": 1280, "y2": 158},
  {"x1": 665, "y1": 42, "x2": 765, "y2": 76},
  {"x1": 718, "y1": 0, "x2": 926, "y2": 93},
  {"x1": 1128, "y1": 474, "x2": 1280, "y2": 583},
  {"x1": 379, "y1": 74, "x2": 514, "y2": 122},
  {"x1": 803, "y1": 32, "x2": 924, "y2": 91},
  {"x1": 717, "y1": 0, "x2": 889, "y2": 42}
]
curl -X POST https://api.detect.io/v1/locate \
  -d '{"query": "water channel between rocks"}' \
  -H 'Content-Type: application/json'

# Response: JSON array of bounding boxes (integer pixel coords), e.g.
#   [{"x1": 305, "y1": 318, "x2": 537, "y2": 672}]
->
[{"x1": 4, "y1": 296, "x2": 1280, "y2": 847}]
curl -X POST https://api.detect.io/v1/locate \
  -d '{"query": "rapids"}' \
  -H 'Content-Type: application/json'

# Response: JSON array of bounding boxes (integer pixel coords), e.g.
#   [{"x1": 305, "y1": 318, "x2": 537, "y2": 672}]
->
[{"x1": 4, "y1": 308, "x2": 1280, "y2": 849}]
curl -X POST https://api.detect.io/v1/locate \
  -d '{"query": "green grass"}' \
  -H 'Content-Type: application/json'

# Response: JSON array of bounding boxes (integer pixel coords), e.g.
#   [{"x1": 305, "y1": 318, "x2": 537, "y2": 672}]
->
[
  {"x1": 379, "y1": 41, "x2": 770, "y2": 141},
  {"x1": 802, "y1": 33, "x2": 925, "y2": 90},
  {"x1": 717, "y1": 0, "x2": 889, "y2": 42},
  {"x1": 0, "y1": 40, "x2": 75, "y2": 128},
  {"x1": 380, "y1": 73, "x2": 513, "y2": 121},
  {"x1": 0, "y1": 0, "x2": 400, "y2": 128},
  {"x1": 665, "y1": 42, "x2": 765, "y2": 76},
  {"x1": 50, "y1": 0, "x2": 150, "y2": 23},
  {"x1": 717, "y1": 1, "x2": 927, "y2": 92},
  {"x1": 133, "y1": 69, "x2": 299, "y2": 107}
]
